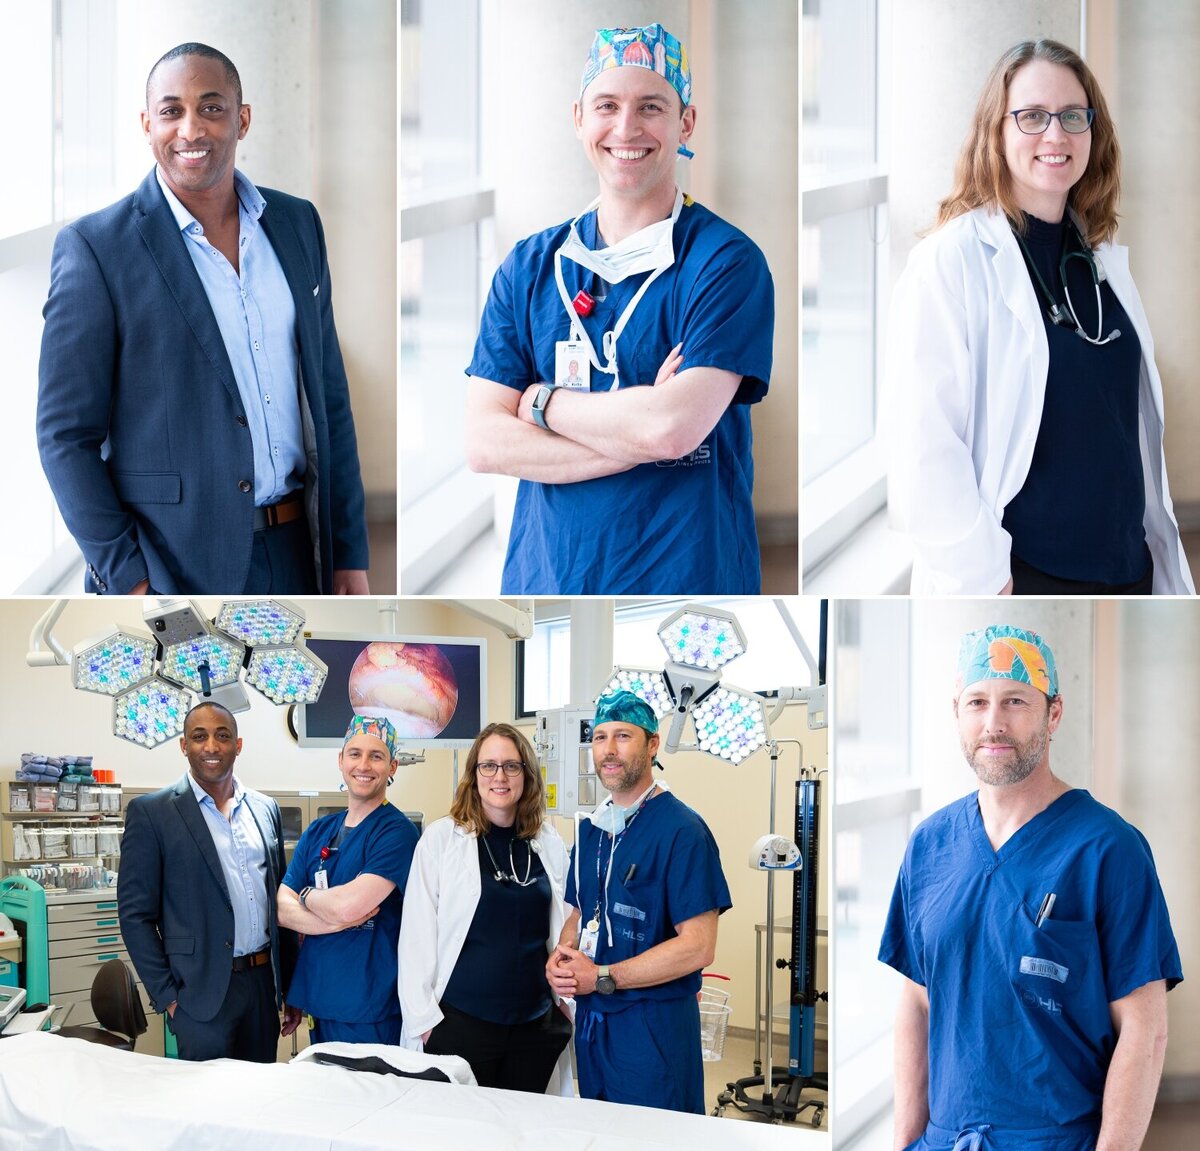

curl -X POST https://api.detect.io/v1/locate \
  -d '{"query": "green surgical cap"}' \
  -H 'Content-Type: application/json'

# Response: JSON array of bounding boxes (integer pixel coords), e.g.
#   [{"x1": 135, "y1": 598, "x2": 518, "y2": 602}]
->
[
  {"x1": 956, "y1": 625, "x2": 1058, "y2": 698},
  {"x1": 593, "y1": 689, "x2": 658, "y2": 734}
]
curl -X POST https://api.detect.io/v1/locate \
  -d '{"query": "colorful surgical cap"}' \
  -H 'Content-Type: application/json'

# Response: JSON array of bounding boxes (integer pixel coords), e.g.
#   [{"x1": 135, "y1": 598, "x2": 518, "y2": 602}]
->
[
  {"x1": 581, "y1": 24, "x2": 694, "y2": 156},
  {"x1": 593, "y1": 689, "x2": 659, "y2": 735},
  {"x1": 344, "y1": 714, "x2": 400, "y2": 762},
  {"x1": 956, "y1": 625, "x2": 1059, "y2": 698}
]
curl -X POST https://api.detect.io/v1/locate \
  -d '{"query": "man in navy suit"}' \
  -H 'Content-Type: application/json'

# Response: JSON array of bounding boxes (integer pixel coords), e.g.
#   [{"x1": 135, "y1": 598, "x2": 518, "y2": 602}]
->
[
  {"x1": 37, "y1": 43, "x2": 370, "y2": 595},
  {"x1": 118, "y1": 701, "x2": 300, "y2": 1062}
]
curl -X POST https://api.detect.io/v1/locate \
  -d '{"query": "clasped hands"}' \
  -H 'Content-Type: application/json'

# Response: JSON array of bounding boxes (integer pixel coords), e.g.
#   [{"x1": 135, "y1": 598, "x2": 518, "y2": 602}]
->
[{"x1": 545, "y1": 942, "x2": 600, "y2": 997}]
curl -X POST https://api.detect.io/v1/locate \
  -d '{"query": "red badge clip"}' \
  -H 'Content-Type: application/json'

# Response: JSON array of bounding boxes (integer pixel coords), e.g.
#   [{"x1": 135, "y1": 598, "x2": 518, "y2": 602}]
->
[
  {"x1": 572, "y1": 289, "x2": 595, "y2": 317},
  {"x1": 320, "y1": 847, "x2": 331, "y2": 861}
]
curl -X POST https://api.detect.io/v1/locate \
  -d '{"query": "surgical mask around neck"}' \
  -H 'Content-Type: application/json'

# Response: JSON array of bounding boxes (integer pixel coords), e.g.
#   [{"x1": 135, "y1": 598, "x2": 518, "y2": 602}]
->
[
  {"x1": 559, "y1": 201, "x2": 678, "y2": 285},
  {"x1": 552, "y1": 190, "x2": 685, "y2": 388},
  {"x1": 589, "y1": 780, "x2": 658, "y2": 835}
]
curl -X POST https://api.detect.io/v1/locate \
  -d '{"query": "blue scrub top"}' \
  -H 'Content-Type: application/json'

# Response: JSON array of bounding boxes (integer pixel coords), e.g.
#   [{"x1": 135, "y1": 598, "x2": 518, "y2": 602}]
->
[
  {"x1": 565, "y1": 790, "x2": 731, "y2": 1011},
  {"x1": 283, "y1": 803, "x2": 419, "y2": 1023},
  {"x1": 468, "y1": 199, "x2": 774, "y2": 595},
  {"x1": 880, "y1": 789, "x2": 1182, "y2": 1136}
]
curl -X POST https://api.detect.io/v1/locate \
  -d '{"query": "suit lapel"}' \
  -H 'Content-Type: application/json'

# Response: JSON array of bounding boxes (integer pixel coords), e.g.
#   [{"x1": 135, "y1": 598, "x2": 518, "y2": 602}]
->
[
  {"x1": 170, "y1": 774, "x2": 232, "y2": 909},
  {"x1": 244, "y1": 791, "x2": 282, "y2": 885},
  {"x1": 132, "y1": 168, "x2": 244, "y2": 412},
  {"x1": 260, "y1": 201, "x2": 322, "y2": 405}
]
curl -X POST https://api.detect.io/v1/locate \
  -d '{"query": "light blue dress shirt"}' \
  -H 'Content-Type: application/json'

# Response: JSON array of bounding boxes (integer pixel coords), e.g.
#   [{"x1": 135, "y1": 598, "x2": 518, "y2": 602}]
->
[
  {"x1": 186, "y1": 772, "x2": 271, "y2": 958},
  {"x1": 156, "y1": 167, "x2": 305, "y2": 506}
]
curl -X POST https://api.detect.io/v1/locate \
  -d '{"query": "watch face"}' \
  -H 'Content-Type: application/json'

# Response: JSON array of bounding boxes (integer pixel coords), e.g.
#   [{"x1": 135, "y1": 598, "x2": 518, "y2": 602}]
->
[{"x1": 596, "y1": 974, "x2": 616, "y2": 994}]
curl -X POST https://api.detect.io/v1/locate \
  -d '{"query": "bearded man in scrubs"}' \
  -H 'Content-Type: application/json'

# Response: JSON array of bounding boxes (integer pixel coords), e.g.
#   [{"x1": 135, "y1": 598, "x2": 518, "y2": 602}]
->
[
  {"x1": 880, "y1": 626, "x2": 1182, "y2": 1151},
  {"x1": 546, "y1": 691, "x2": 731, "y2": 1113},
  {"x1": 464, "y1": 23, "x2": 774, "y2": 595}
]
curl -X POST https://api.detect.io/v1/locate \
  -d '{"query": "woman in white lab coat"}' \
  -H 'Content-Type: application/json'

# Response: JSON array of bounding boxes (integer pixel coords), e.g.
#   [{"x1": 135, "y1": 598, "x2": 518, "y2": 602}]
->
[
  {"x1": 886, "y1": 38, "x2": 1193, "y2": 596},
  {"x1": 397, "y1": 723, "x2": 573, "y2": 1093}
]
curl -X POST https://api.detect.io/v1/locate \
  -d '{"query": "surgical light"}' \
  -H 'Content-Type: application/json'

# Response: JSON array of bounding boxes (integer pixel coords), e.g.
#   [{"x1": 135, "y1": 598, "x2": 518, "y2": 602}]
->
[
  {"x1": 158, "y1": 633, "x2": 246, "y2": 693},
  {"x1": 112, "y1": 676, "x2": 191, "y2": 748},
  {"x1": 28, "y1": 596, "x2": 328, "y2": 751},
  {"x1": 245, "y1": 646, "x2": 327, "y2": 705},
  {"x1": 690, "y1": 684, "x2": 769, "y2": 765},
  {"x1": 600, "y1": 667, "x2": 675, "y2": 720},
  {"x1": 656, "y1": 605, "x2": 746, "y2": 671},
  {"x1": 72, "y1": 631, "x2": 158, "y2": 696},
  {"x1": 216, "y1": 600, "x2": 305, "y2": 648}
]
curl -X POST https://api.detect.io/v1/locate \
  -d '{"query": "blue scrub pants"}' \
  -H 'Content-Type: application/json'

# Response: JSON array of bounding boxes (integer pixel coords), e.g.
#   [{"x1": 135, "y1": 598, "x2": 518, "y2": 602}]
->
[
  {"x1": 906, "y1": 1118, "x2": 1099, "y2": 1151},
  {"x1": 575, "y1": 996, "x2": 704, "y2": 1114},
  {"x1": 310, "y1": 1013, "x2": 402, "y2": 1046}
]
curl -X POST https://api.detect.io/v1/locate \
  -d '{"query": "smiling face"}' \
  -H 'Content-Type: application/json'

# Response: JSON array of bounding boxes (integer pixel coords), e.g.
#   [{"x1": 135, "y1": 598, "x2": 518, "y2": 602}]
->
[
  {"x1": 141, "y1": 53, "x2": 249, "y2": 204},
  {"x1": 1002, "y1": 59, "x2": 1092, "y2": 222},
  {"x1": 591, "y1": 721, "x2": 658, "y2": 804},
  {"x1": 474, "y1": 734, "x2": 526, "y2": 827},
  {"x1": 955, "y1": 680, "x2": 1062, "y2": 787},
  {"x1": 574, "y1": 66, "x2": 694, "y2": 205},
  {"x1": 180, "y1": 703, "x2": 241, "y2": 790},
  {"x1": 338, "y1": 733, "x2": 395, "y2": 806}
]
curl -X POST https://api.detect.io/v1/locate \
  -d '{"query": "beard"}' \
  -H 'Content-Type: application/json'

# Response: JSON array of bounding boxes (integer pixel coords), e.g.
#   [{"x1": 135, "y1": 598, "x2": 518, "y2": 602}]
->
[
  {"x1": 596, "y1": 746, "x2": 652, "y2": 797},
  {"x1": 961, "y1": 723, "x2": 1049, "y2": 786}
]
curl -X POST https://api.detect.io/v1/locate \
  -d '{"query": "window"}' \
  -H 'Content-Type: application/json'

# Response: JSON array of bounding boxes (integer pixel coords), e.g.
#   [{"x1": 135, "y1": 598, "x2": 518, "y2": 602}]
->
[
  {"x1": 801, "y1": 0, "x2": 890, "y2": 580},
  {"x1": 399, "y1": 0, "x2": 498, "y2": 592},
  {"x1": 518, "y1": 598, "x2": 824, "y2": 717},
  {"x1": 3, "y1": 4, "x2": 124, "y2": 593},
  {"x1": 832, "y1": 599, "x2": 920, "y2": 1142}
]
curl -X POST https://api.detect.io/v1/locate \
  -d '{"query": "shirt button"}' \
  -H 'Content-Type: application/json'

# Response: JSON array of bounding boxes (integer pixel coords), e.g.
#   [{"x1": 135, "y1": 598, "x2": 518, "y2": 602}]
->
[
  {"x1": 254, "y1": 341, "x2": 260, "y2": 351},
  {"x1": 238, "y1": 479, "x2": 252, "y2": 493},
  {"x1": 236, "y1": 415, "x2": 248, "y2": 427}
]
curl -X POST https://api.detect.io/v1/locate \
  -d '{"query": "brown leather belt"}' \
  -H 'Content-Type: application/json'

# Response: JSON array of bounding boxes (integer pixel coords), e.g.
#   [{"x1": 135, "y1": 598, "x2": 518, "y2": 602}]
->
[
  {"x1": 253, "y1": 489, "x2": 304, "y2": 531},
  {"x1": 231, "y1": 946, "x2": 272, "y2": 973}
]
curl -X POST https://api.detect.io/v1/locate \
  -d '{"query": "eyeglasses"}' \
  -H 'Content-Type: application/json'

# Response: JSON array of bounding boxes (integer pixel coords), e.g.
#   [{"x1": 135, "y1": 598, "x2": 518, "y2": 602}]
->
[
  {"x1": 1007, "y1": 107, "x2": 1094, "y2": 134},
  {"x1": 477, "y1": 760, "x2": 524, "y2": 777}
]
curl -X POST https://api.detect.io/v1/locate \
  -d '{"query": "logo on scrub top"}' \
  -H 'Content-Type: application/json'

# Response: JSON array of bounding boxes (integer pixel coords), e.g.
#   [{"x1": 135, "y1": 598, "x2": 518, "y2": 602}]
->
[
  {"x1": 655, "y1": 443, "x2": 711, "y2": 468},
  {"x1": 1021, "y1": 988, "x2": 1062, "y2": 1015}
]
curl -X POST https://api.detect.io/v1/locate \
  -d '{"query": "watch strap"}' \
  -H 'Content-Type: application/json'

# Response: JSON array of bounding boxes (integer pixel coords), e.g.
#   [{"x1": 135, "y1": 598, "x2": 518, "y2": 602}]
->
[{"x1": 532, "y1": 383, "x2": 558, "y2": 430}]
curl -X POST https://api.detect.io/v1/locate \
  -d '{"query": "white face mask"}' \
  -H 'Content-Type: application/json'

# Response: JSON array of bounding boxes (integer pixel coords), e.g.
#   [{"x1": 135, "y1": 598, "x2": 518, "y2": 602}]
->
[
  {"x1": 558, "y1": 206, "x2": 677, "y2": 285},
  {"x1": 553, "y1": 189, "x2": 684, "y2": 388}
]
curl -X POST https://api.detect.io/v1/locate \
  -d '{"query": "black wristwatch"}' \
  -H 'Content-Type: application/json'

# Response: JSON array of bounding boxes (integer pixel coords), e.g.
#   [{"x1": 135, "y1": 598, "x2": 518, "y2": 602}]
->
[
  {"x1": 531, "y1": 383, "x2": 559, "y2": 430},
  {"x1": 595, "y1": 965, "x2": 617, "y2": 995}
]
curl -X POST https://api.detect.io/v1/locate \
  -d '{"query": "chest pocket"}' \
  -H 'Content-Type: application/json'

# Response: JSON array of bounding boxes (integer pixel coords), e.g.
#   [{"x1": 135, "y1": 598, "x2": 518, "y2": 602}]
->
[{"x1": 1010, "y1": 914, "x2": 1107, "y2": 1038}]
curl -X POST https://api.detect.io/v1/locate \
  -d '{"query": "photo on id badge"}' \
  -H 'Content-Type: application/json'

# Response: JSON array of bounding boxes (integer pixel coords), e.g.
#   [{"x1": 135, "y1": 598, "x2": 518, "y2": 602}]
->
[{"x1": 556, "y1": 341, "x2": 590, "y2": 391}]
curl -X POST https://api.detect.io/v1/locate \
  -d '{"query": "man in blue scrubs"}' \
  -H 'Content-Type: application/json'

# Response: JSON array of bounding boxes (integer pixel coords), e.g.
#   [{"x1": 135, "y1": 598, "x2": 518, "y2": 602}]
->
[
  {"x1": 278, "y1": 716, "x2": 419, "y2": 1044},
  {"x1": 464, "y1": 23, "x2": 774, "y2": 594},
  {"x1": 880, "y1": 626, "x2": 1182, "y2": 1151},
  {"x1": 547, "y1": 691, "x2": 731, "y2": 1113}
]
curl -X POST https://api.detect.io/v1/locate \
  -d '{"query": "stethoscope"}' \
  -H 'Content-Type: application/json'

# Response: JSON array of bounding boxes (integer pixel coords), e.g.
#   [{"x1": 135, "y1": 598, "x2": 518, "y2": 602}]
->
[{"x1": 1012, "y1": 218, "x2": 1122, "y2": 346}]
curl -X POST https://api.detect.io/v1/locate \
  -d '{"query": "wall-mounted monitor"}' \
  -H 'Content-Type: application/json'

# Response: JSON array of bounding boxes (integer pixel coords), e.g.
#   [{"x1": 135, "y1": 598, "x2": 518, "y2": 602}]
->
[{"x1": 294, "y1": 633, "x2": 486, "y2": 751}]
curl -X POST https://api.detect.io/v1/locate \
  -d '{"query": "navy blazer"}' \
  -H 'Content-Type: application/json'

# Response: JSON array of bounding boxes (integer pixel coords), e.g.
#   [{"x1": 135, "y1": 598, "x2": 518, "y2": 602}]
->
[
  {"x1": 37, "y1": 168, "x2": 369, "y2": 594},
  {"x1": 117, "y1": 775, "x2": 298, "y2": 1023}
]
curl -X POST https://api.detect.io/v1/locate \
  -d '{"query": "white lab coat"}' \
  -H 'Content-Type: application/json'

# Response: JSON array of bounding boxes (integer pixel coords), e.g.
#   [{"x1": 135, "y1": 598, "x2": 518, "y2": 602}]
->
[
  {"x1": 396, "y1": 816, "x2": 574, "y2": 1095},
  {"x1": 885, "y1": 206, "x2": 1194, "y2": 595}
]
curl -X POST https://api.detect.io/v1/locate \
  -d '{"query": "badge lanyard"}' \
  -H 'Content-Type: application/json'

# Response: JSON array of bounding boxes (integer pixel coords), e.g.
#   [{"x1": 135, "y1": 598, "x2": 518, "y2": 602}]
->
[
  {"x1": 584, "y1": 784, "x2": 657, "y2": 952},
  {"x1": 553, "y1": 190, "x2": 683, "y2": 389}
]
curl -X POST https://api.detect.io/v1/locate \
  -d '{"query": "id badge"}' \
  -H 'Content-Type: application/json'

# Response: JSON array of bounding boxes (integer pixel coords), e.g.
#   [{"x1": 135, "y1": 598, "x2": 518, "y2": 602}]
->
[
  {"x1": 579, "y1": 920, "x2": 599, "y2": 960},
  {"x1": 555, "y1": 341, "x2": 590, "y2": 391},
  {"x1": 314, "y1": 868, "x2": 329, "y2": 890}
]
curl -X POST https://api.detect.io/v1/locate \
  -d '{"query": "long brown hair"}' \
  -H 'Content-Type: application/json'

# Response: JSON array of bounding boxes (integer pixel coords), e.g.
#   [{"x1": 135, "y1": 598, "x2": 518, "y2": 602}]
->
[
  {"x1": 933, "y1": 39, "x2": 1120, "y2": 247},
  {"x1": 449, "y1": 723, "x2": 545, "y2": 839}
]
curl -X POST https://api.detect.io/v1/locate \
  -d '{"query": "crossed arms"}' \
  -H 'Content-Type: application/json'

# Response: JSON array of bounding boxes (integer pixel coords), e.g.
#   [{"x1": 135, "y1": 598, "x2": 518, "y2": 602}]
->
[{"x1": 465, "y1": 345, "x2": 742, "y2": 484}]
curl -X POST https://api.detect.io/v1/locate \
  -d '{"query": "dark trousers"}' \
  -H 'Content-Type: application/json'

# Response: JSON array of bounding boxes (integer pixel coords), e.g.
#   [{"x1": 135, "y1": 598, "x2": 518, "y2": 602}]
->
[
  {"x1": 425, "y1": 1000, "x2": 571, "y2": 1093},
  {"x1": 245, "y1": 517, "x2": 319, "y2": 593},
  {"x1": 1010, "y1": 553, "x2": 1153, "y2": 596},
  {"x1": 168, "y1": 962, "x2": 279, "y2": 1063}
]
